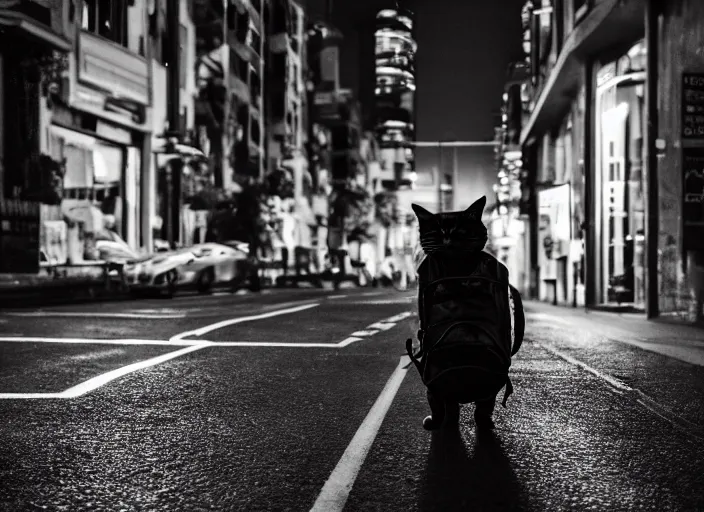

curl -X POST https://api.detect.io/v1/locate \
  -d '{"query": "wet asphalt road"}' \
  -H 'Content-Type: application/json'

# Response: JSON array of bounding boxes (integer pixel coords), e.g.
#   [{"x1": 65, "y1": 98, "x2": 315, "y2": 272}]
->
[{"x1": 1, "y1": 288, "x2": 704, "y2": 511}]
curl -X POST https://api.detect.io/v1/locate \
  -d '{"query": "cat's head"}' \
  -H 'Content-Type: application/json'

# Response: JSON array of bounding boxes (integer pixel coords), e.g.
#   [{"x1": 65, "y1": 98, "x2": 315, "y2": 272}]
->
[{"x1": 411, "y1": 196, "x2": 488, "y2": 254}]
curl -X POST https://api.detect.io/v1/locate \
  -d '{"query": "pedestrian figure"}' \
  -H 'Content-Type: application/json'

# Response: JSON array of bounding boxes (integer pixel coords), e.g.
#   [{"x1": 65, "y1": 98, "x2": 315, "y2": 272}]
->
[{"x1": 406, "y1": 197, "x2": 525, "y2": 431}]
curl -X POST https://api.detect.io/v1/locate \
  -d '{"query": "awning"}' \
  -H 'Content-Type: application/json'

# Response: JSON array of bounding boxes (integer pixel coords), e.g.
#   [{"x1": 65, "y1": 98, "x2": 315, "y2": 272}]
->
[
  {"x1": 0, "y1": 9, "x2": 71, "y2": 52},
  {"x1": 520, "y1": 0, "x2": 645, "y2": 145}
]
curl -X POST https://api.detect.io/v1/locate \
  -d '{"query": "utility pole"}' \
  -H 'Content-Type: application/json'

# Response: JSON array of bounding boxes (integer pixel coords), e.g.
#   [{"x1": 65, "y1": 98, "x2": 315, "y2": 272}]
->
[{"x1": 411, "y1": 140, "x2": 499, "y2": 212}]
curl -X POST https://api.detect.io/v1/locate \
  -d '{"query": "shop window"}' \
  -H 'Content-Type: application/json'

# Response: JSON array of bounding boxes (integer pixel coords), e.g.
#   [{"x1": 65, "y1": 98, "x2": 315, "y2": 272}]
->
[
  {"x1": 83, "y1": 0, "x2": 125, "y2": 45},
  {"x1": 82, "y1": 0, "x2": 145, "y2": 56}
]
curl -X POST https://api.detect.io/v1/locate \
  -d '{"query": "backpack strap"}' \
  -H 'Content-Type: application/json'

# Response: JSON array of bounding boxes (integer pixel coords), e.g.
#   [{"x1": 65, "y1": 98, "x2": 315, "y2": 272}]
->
[
  {"x1": 501, "y1": 376, "x2": 514, "y2": 408},
  {"x1": 405, "y1": 337, "x2": 423, "y2": 376}
]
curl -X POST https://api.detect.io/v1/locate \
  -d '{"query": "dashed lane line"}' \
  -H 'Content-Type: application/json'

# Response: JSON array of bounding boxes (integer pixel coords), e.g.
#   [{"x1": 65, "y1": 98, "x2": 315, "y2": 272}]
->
[
  {"x1": 310, "y1": 355, "x2": 411, "y2": 512},
  {"x1": 338, "y1": 312, "x2": 413, "y2": 347},
  {"x1": 537, "y1": 341, "x2": 704, "y2": 441}
]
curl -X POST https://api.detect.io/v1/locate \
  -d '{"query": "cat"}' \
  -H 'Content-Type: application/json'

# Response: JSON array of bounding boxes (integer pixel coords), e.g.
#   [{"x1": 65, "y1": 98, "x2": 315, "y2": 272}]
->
[
  {"x1": 410, "y1": 196, "x2": 525, "y2": 431},
  {"x1": 412, "y1": 196, "x2": 488, "y2": 256}
]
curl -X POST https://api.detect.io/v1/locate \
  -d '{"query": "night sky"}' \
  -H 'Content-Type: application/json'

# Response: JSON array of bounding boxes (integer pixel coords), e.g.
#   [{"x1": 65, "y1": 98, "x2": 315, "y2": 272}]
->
[{"x1": 302, "y1": 0, "x2": 526, "y2": 210}]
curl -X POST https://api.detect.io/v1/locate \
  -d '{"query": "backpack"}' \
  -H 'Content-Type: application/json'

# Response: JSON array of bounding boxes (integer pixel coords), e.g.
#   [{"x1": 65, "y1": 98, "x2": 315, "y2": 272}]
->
[{"x1": 405, "y1": 250, "x2": 524, "y2": 407}]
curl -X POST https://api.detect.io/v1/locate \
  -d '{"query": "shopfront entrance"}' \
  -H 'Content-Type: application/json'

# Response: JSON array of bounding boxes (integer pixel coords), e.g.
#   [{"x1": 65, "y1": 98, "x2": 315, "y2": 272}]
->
[
  {"x1": 594, "y1": 41, "x2": 647, "y2": 309},
  {"x1": 48, "y1": 123, "x2": 142, "y2": 261}
]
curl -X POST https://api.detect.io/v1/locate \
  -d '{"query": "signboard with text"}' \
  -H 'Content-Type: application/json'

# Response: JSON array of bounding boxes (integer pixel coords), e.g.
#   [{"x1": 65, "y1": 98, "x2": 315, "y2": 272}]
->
[
  {"x1": 683, "y1": 147, "x2": 704, "y2": 250},
  {"x1": 682, "y1": 73, "x2": 704, "y2": 139}
]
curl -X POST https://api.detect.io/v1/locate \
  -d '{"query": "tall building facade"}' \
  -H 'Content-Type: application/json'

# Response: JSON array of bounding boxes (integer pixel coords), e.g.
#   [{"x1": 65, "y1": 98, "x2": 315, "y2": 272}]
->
[
  {"x1": 373, "y1": 8, "x2": 416, "y2": 193},
  {"x1": 508, "y1": 0, "x2": 704, "y2": 323},
  {"x1": 489, "y1": 61, "x2": 531, "y2": 295},
  {"x1": 194, "y1": 0, "x2": 265, "y2": 191},
  {"x1": 265, "y1": 0, "x2": 307, "y2": 172}
]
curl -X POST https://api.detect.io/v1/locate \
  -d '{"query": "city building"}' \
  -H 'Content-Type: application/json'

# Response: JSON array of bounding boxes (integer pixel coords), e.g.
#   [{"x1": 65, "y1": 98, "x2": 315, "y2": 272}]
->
[
  {"x1": 371, "y1": 8, "x2": 417, "y2": 270},
  {"x1": 266, "y1": 0, "x2": 306, "y2": 171},
  {"x1": 518, "y1": 0, "x2": 704, "y2": 322},
  {"x1": 149, "y1": 0, "x2": 203, "y2": 249},
  {"x1": 193, "y1": 0, "x2": 265, "y2": 192},
  {"x1": 0, "y1": 0, "x2": 75, "y2": 273},
  {"x1": 42, "y1": 0, "x2": 154, "y2": 264},
  {"x1": 373, "y1": 8, "x2": 416, "y2": 192},
  {"x1": 489, "y1": 61, "x2": 531, "y2": 296}
]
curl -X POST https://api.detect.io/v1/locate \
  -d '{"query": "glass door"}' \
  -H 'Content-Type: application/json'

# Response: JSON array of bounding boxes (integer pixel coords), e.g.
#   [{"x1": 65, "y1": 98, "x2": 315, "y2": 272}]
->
[{"x1": 601, "y1": 102, "x2": 629, "y2": 303}]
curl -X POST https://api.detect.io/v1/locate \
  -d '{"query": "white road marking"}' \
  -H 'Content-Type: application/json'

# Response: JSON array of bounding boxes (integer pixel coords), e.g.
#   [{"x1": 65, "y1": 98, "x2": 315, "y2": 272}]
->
[
  {"x1": 361, "y1": 291, "x2": 385, "y2": 297},
  {"x1": 338, "y1": 311, "x2": 413, "y2": 347},
  {"x1": 310, "y1": 355, "x2": 410, "y2": 512},
  {"x1": 4, "y1": 311, "x2": 186, "y2": 319},
  {"x1": 0, "y1": 337, "x2": 202, "y2": 346},
  {"x1": 367, "y1": 322, "x2": 396, "y2": 331},
  {"x1": 170, "y1": 302, "x2": 320, "y2": 341},
  {"x1": 386, "y1": 312, "x2": 414, "y2": 323},
  {"x1": 0, "y1": 392, "x2": 65, "y2": 399},
  {"x1": 60, "y1": 344, "x2": 207, "y2": 398},
  {"x1": 346, "y1": 299, "x2": 414, "y2": 305},
  {"x1": 351, "y1": 330, "x2": 379, "y2": 337},
  {"x1": 206, "y1": 341, "x2": 352, "y2": 348},
  {"x1": 338, "y1": 337, "x2": 364, "y2": 347},
  {"x1": 328, "y1": 295, "x2": 348, "y2": 299},
  {"x1": 0, "y1": 344, "x2": 207, "y2": 399},
  {"x1": 67, "y1": 348, "x2": 125, "y2": 361},
  {"x1": 0, "y1": 307, "x2": 411, "y2": 399}
]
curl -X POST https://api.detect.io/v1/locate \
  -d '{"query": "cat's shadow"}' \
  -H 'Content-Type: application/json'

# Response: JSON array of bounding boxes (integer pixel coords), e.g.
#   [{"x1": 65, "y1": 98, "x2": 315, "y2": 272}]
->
[{"x1": 418, "y1": 426, "x2": 527, "y2": 512}]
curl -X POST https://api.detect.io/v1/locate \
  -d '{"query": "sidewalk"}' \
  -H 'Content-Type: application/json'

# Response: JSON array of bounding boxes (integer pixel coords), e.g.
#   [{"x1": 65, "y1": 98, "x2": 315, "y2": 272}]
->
[
  {"x1": 525, "y1": 300, "x2": 704, "y2": 341},
  {"x1": 525, "y1": 300, "x2": 704, "y2": 367}
]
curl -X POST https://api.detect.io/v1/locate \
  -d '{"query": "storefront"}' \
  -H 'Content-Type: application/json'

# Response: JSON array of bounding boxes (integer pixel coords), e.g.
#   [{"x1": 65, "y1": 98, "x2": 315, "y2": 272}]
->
[
  {"x1": 48, "y1": 122, "x2": 143, "y2": 261},
  {"x1": 537, "y1": 183, "x2": 572, "y2": 304},
  {"x1": 593, "y1": 40, "x2": 647, "y2": 309}
]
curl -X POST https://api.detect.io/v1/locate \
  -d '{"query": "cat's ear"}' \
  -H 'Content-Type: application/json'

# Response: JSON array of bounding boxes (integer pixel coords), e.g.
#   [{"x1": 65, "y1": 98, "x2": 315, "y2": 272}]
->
[
  {"x1": 464, "y1": 196, "x2": 487, "y2": 218},
  {"x1": 411, "y1": 203, "x2": 435, "y2": 221}
]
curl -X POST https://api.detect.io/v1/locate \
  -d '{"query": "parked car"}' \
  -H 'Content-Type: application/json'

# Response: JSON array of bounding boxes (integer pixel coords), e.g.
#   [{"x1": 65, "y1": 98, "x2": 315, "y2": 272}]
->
[{"x1": 123, "y1": 242, "x2": 253, "y2": 297}]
